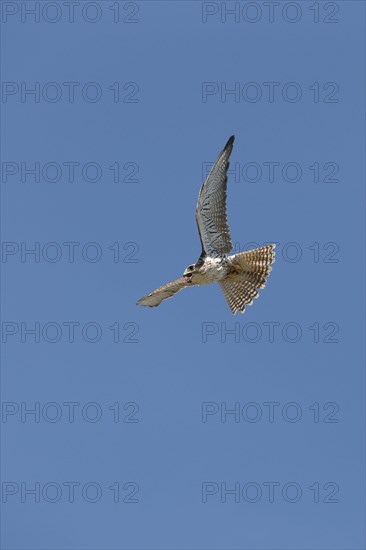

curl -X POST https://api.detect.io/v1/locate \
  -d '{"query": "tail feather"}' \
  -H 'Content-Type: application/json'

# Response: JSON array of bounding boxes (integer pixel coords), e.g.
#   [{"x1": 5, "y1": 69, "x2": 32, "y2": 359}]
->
[
  {"x1": 220, "y1": 245, "x2": 276, "y2": 314},
  {"x1": 220, "y1": 279, "x2": 259, "y2": 314}
]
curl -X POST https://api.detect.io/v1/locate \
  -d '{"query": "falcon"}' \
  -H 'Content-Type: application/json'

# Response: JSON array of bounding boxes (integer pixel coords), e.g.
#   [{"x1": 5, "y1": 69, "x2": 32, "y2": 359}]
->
[{"x1": 137, "y1": 136, "x2": 275, "y2": 314}]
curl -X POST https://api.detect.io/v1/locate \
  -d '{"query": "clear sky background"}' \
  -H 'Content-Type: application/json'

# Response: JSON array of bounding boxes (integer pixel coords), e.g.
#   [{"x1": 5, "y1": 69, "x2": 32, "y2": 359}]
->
[{"x1": 1, "y1": 1, "x2": 365, "y2": 548}]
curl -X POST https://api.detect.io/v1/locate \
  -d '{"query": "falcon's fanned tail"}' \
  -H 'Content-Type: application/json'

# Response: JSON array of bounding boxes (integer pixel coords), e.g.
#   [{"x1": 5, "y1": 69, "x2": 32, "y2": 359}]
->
[{"x1": 220, "y1": 245, "x2": 276, "y2": 314}]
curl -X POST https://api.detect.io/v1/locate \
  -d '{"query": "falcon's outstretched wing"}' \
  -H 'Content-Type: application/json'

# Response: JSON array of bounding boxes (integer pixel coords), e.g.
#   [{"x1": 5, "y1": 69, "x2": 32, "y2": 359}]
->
[
  {"x1": 137, "y1": 277, "x2": 192, "y2": 308},
  {"x1": 196, "y1": 136, "x2": 234, "y2": 257}
]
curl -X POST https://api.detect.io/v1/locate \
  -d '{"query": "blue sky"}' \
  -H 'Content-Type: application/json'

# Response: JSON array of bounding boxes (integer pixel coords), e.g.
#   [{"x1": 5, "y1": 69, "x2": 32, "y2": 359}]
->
[{"x1": 1, "y1": 1, "x2": 365, "y2": 548}]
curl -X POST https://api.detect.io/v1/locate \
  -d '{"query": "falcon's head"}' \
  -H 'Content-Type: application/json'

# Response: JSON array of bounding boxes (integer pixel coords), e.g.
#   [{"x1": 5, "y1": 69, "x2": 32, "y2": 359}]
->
[
  {"x1": 183, "y1": 256, "x2": 206, "y2": 280},
  {"x1": 183, "y1": 264, "x2": 195, "y2": 280}
]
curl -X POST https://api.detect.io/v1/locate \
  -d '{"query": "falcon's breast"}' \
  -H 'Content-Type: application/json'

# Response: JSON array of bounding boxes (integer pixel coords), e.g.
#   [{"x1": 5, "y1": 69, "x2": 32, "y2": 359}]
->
[{"x1": 190, "y1": 256, "x2": 229, "y2": 285}]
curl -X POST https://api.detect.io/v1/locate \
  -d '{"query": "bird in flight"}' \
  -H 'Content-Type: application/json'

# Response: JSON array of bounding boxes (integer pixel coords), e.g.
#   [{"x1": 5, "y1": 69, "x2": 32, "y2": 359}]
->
[{"x1": 137, "y1": 136, "x2": 275, "y2": 314}]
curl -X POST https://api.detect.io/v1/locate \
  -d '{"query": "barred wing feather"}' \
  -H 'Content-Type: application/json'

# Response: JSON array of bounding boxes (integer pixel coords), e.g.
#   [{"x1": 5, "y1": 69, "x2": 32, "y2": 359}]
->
[
  {"x1": 137, "y1": 277, "x2": 191, "y2": 307},
  {"x1": 195, "y1": 136, "x2": 234, "y2": 256}
]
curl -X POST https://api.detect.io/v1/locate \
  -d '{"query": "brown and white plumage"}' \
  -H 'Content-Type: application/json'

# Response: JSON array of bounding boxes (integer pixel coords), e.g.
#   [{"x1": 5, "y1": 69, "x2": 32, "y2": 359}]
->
[
  {"x1": 220, "y1": 245, "x2": 276, "y2": 314},
  {"x1": 136, "y1": 277, "x2": 191, "y2": 308},
  {"x1": 137, "y1": 136, "x2": 276, "y2": 314}
]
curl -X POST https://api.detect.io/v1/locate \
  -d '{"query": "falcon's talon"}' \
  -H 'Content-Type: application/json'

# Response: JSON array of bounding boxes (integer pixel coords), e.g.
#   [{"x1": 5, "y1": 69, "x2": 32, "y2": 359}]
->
[{"x1": 136, "y1": 135, "x2": 275, "y2": 313}]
